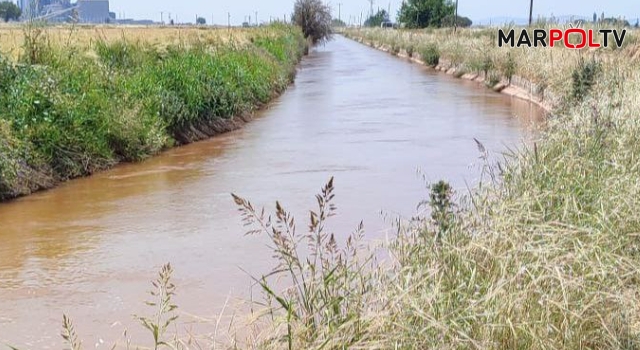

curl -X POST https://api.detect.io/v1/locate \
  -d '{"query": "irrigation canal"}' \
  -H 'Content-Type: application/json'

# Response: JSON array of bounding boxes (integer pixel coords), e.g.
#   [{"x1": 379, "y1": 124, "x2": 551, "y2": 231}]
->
[{"x1": 0, "y1": 35, "x2": 544, "y2": 348}]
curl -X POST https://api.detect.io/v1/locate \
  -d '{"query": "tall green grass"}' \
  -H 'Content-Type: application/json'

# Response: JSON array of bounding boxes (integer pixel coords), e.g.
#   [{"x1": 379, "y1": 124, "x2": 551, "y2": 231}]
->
[{"x1": 0, "y1": 24, "x2": 306, "y2": 201}]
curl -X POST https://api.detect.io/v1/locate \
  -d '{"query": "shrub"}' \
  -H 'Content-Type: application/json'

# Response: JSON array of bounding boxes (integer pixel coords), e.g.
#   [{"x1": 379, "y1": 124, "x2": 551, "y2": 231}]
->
[
  {"x1": 406, "y1": 44, "x2": 415, "y2": 57},
  {"x1": 572, "y1": 57, "x2": 601, "y2": 101},
  {"x1": 487, "y1": 72, "x2": 501, "y2": 87},
  {"x1": 420, "y1": 43, "x2": 440, "y2": 66},
  {"x1": 481, "y1": 53, "x2": 494, "y2": 77},
  {"x1": 502, "y1": 52, "x2": 517, "y2": 84},
  {"x1": 390, "y1": 43, "x2": 400, "y2": 55},
  {"x1": 292, "y1": 0, "x2": 332, "y2": 44}
]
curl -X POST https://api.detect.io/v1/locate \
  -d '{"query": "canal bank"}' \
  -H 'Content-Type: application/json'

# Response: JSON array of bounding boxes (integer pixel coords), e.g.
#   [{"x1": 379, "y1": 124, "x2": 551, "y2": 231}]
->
[
  {"x1": 342, "y1": 29, "x2": 563, "y2": 114},
  {"x1": 0, "y1": 25, "x2": 307, "y2": 202}
]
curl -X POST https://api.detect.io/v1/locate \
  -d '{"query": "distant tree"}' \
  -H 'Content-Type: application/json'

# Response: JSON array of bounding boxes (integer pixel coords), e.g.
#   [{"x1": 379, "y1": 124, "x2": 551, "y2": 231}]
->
[
  {"x1": 600, "y1": 11, "x2": 605, "y2": 22},
  {"x1": 593, "y1": 12, "x2": 597, "y2": 23},
  {"x1": 398, "y1": 0, "x2": 455, "y2": 29},
  {"x1": 293, "y1": 0, "x2": 332, "y2": 44},
  {"x1": 635, "y1": 19, "x2": 639, "y2": 28},
  {"x1": 196, "y1": 16, "x2": 206, "y2": 25},
  {"x1": 364, "y1": 9, "x2": 388, "y2": 27},
  {"x1": 600, "y1": 17, "x2": 630, "y2": 27},
  {"x1": 442, "y1": 14, "x2": 472, "y2": 27},
  {"x1": 68, "y1": 8, "x2": 79, "y2": 23},
  {"x1": 331, "y1": 18, "x2": 346, "y2": 27},
  {"x1": 0, "y1": 1, "x2": 21, "y2": 22}
]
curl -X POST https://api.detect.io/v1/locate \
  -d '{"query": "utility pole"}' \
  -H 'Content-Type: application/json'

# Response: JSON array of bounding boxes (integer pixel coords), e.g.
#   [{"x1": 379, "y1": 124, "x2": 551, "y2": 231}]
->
[
  {"x1": 454, "y1": 0, "x2": 458, "y2": 33},
  {"x1": 369, "y1": 0, "x2": 374, "y2": 17},
  {"x1": 255, "y1": 11, "x2": 258, "y2": 26},
  {"x1": 338, "y1": 3, "x2": 342, "y2": 22},
  {"x1": 529, "y1": 0, "x2": 533, "y2": 26},
  {"x1": 160, "y1": 11, "x2": 163, "y2": 24},
  {"x1": 228, "y1": 12, "x2": 231, "y2": 28}
]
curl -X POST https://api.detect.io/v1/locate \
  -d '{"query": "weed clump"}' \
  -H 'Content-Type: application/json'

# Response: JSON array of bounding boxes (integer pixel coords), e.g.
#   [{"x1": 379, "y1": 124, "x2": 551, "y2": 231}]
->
[
  {"x1": 406, "y1": 44, "x2": 415, "y2": 57},
  {"x1": 232, "y1": 178, "x2": 375, "y2": 348},
  {"x1": 420, "y1": 43, "x2": 440, "y2": 66},
  {"x1": 390, "y1": 43, "x2": 400, "y2": 55},
  {"x1": 501, "y1": 52, "x2": 517, "y2": 84},
  {"x1": 571, "y1": 57, "x2": 601, "y2": 101}
]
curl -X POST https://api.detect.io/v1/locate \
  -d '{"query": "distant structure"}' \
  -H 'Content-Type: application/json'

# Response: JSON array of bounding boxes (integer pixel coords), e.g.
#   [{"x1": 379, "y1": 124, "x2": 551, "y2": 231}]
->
[
  {"x1": 77, "y1": 0, "x2": 110, "y2": 23},
  {"x1": 17, "y1": 0, "x2": 112, "y2": 23}
]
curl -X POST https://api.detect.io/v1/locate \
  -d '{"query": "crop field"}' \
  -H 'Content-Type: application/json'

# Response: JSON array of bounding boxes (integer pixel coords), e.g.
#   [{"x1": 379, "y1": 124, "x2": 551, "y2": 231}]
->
[{"x1": 0, "y1": 24, "x2": 273, "y2": 60}]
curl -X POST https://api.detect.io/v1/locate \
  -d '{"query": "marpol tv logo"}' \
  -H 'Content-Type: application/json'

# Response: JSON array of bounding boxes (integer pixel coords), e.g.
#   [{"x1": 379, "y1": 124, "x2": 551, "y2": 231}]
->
[{"x1": 498, "y1": 25, "x2": 627, "y2": 49}]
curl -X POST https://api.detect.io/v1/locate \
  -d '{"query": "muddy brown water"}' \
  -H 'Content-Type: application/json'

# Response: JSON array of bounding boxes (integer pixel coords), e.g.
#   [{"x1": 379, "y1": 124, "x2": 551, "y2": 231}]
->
[{"x1": 0, "y1": 36, "x2": 544, "y2": 348}]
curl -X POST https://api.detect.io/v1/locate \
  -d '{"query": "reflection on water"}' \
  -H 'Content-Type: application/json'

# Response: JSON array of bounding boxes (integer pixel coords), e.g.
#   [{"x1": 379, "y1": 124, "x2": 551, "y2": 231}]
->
[{"x1": 0, "y1": 36, "x2": 545, "y2": 348}]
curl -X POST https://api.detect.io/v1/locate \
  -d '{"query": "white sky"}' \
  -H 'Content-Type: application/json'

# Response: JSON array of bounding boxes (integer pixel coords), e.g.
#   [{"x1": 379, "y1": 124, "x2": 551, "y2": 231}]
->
[{"x1": 103, "y1": 0, "x2": 640, "y2": 25}]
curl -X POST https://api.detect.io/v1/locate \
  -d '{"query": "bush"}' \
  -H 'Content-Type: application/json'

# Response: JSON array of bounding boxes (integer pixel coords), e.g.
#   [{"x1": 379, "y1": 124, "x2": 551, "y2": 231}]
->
[
  {"x1": 501, "y1": 52, "x2": 517, "y2": 84},
  {"x1": 481, "y1": 53, "x2": 494, "y2": 77},
  {"x1": 572, "y1": 57, "x2": 601, "y2": 101},
  {"x1": 420, "y1": 43, "x2": 440, "y2": 66},
  {"x1": 406, "y1": 44, "x2": 415, "y2": 57},
  {"x1": 390, "y1": 43, "x2": 400, "y2": 55},
  {"x1": 292, "y1": 0, "x2": 332, "y2": 44}
]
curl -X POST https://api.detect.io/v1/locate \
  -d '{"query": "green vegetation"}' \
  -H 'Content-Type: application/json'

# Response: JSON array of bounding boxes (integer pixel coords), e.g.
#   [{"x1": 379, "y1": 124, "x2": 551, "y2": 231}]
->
[
  {"x1": 0, "y1": 1, "x2": 21, "y2": 22},
  {"x1": 398, "y1": 0, "x2": 455, "y2": 28},
  {"x1": 442, "y1": 14, "x2": 473, "y2": 27},
  {"x1": 0, "y1": 24, "x2": 307, "y2": 201},
  {"x1": 331, "y1": 18, "x2": 346, "y2": 27},
  {"x1": 293, "y1": 0, "x2": 332, "y2": 44},
  {"x1": 364, "y1": 9, "x2": 389, "y2": 27},
  {"x1": 420, "y1": 43, "x2": 440, "y2": 66},
  {"x1": 571, "y1": 57, "x2": 601, "y2": 102}
]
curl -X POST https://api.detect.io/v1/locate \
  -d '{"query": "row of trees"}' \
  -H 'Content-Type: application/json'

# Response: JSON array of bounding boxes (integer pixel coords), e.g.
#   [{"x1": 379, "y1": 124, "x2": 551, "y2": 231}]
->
[
  {"x1": 0, "y1": 1, "x2": 21, "y2": 22},
  {"x1": 364, "y1": 0, "x2": 471, "y2": 28},
  {"x1": 292, "y1": 0, "x2": 469, "y2": 45},
  {"x1": 398, "y1": 0, "x2": 455, "y2": 28}
]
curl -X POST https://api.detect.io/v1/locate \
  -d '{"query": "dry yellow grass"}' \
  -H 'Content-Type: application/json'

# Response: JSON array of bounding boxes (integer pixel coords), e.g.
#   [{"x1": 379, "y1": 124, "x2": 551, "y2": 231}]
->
[{"x1": 0, "y1": 24, "x2": 262, "y2": 60}]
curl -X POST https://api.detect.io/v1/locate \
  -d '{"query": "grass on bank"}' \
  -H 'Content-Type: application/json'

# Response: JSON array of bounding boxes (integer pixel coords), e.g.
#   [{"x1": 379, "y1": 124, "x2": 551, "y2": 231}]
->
[
  {"x1": 344, "y1": 26, "x2": 639, "y2": 108},
  {"x1": 0, "y1": 23, "x2": 307, "y2": 201}
]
